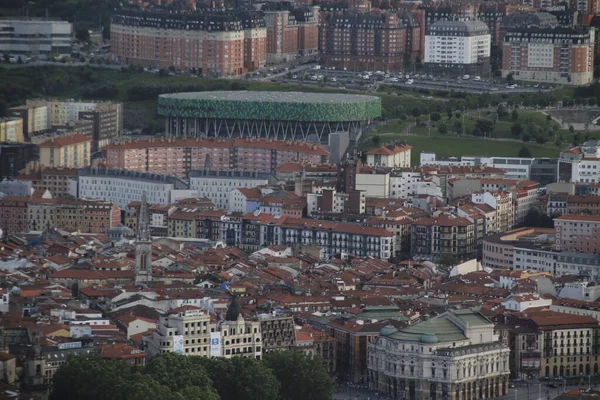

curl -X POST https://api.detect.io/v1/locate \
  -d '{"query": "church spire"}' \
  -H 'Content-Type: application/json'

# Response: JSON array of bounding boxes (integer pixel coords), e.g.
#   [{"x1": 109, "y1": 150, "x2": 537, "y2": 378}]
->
[
  {"x1": 138, "y1": 192, "x2": 150, "y2": 242},
  {"x1": 134, "y1": 192, "x2": 152, "y2": 284}
]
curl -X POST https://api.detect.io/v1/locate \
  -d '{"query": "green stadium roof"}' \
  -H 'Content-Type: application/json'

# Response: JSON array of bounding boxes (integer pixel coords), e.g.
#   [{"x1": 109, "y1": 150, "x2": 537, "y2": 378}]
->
[{"x1": 157, "y1": 91, "x2": 382, "y2": 122}]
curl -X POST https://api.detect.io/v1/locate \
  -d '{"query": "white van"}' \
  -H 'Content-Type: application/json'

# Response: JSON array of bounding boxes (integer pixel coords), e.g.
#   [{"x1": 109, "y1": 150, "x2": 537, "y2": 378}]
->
[{"x1": 462, "y1": 75, "x2": 470, "y2": 80}]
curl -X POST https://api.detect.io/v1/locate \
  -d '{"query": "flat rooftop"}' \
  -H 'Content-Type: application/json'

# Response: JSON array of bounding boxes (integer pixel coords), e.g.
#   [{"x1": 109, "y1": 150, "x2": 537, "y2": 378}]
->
[{"x1": 160, "y1": 91, "x2": 378, "y2": 104}]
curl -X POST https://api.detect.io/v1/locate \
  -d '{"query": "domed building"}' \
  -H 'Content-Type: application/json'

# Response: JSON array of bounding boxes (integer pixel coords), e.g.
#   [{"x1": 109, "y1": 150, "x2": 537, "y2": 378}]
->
[{"x1": 368, "y1": 309, "x2": 510, "y2": 400}]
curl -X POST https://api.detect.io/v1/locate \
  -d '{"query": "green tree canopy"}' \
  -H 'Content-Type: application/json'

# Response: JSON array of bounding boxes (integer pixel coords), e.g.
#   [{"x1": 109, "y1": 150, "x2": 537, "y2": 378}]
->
[
  {"x1": 264, "y1": 351, "x2": 335, "y2": 400},
  {"x1": 518, "y1": 146, "x2": 532, "y2": 158}
]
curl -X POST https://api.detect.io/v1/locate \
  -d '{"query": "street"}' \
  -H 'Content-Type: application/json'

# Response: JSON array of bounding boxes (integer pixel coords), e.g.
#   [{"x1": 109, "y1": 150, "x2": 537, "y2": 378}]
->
[{"x1": 331, "y1": 381, "x2": 575, "y2": 400}]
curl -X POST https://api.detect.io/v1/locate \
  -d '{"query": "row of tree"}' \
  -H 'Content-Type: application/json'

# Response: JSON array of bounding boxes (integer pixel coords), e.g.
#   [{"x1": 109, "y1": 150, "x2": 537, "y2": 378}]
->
[{"x1": 50, "y1": 351, "x2": 334, "y2": 400}]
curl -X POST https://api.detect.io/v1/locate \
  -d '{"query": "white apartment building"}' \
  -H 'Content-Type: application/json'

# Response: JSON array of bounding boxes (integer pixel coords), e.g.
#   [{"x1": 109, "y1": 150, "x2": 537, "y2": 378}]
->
[
  {"x1": 76, "y1": 167, "x2": 195, "y2": 209},
  {"x1": 368, "y1": 309, "x2": 510, "y2": 400},
  {"x1": 558, "y1": 142, "x2": 600, "y2": 183},
  {"x1": 390, "y1": 171, "x2": 422, "y2": 199},
  {"x1": 189, "y1": 170, "x2": 271, "y2": 210},
  {"x1": 471, "y1": 191, "x2": 514, "y2": 233},
  {"x1": 219, "y1": 315, "x2": 262, "y2": 359},
  {"x1": 501, "y1": 295, "x2": 553, "y2": 312},
  {"x1": 0, "y1": 19, "x2": 72, "y2": 55},
  {"x1": 366, "y1": 143, "x2": 412, "y2": 168},
  {"x1": 421, "y1": 153, "x2": 534, "y2": 180},
  {"x1": 145, "y1": 306, "x2": 217, "y2": 358},
  {"x1": 424, "y1": 19, "x2": 491, "y2": 75}
]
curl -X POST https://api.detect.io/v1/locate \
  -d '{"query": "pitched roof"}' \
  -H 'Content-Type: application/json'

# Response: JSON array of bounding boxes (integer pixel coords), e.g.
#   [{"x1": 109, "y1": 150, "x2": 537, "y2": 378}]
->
[
  {"x1": 367, "y1": 143, "x2": 412, "y2": 155},
  {"x1": 38, "y1": 133, "x2": 91, "y2": 148}
]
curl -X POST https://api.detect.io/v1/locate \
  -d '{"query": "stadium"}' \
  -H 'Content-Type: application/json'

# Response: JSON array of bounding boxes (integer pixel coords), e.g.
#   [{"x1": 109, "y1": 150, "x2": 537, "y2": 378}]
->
[{"x1": 158, "y1": 91, "x2": 381, "y2": 142}]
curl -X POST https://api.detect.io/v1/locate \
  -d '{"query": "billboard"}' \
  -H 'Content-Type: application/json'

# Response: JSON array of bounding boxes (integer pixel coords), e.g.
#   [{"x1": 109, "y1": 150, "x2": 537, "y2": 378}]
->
[
  {"x1": 173, "y1": 335, "x2": 184, "y2": 354},
  {"x1": 58, "y1": 341, "x2": 82, "y2": 350},
  {"x1": 70, "y1": 325, "x2": 92, "y2": 339},
  {"x1": 210, "y1": 332, "x2": 221, "y2": 357}
]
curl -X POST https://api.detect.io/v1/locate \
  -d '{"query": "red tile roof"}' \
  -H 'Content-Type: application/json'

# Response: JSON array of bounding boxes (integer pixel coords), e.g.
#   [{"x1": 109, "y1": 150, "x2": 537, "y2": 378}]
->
[
  {"x1": 38, "y1": 133, "x2": 91, "y2": 148},
  {"x1": 367, "y1": 143, "x2": 412, "y2": 155}
]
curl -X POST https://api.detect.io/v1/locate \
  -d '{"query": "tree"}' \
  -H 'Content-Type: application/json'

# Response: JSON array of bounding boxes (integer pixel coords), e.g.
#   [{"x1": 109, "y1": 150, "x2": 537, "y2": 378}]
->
[
  {"x1": 438, "y1": 253, "x2": 457, "y2": 267},
  {"x1": 455, "y1": 111, "x2": 461, "y2": 119},
  {"x1": 195, "y1": 357, "x2": 280, "y2": 400},
  {"x1": 453, "y1": 120, "x2": 462, "y2": 135},
  {"x1": 430, "y1": 112, "x2": 441, "y2": 122},
  {"x1": 518, "y1": 146, "x2": 532, "y2": 158},
  {"x1": 522, "y1": 133, "x2": 531, "y2": 142},
  {"x1": 497, "y1": 104, "x2": 508, "y2": 118},
  {"x1": 438, "y1": 123, "x2": 448, "y2": 135},
  {"x1": 472, "y1": 127, "x2": 483, "y2": 137},
  {"x1": 76, "y1": 27, "x2": 91, "y2": 42},
  {"x1": 546, "y1": 114, "x2": 552, "y2": 121},
  {"x1": 511, "y1": 109, "x2": 519, "y2": 121},
  {"x1": 506, "y1": 73, "x2": 515, "y2": 83},
  {"x1": 144, "y1": 353, "x2": 216, "y2": 398},
  {"x1": 264, "y1": 351, "x2": 334, "y2": 400},
  {"x1": 2, "y1": 53, "x2": 8, "y2": 63},
  {"x1": 535, "y1": 135, "x2": 547, "y2": 144},
  {"x1": 511, "y1": 122, "x2": 523, "y2": 138},
  {"x1": 522, "y1": 208, "x2": 554, "y2": 228},
  {"x1": 569, "y1": 125, "x2": 575, "y2": 133},
  {"x1": 372, "y1": 135, "x2": 381, "y2": 147}
]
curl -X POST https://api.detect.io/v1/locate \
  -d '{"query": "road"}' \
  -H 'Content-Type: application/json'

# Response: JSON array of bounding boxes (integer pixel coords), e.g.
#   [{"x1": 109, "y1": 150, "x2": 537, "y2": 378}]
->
[{"x1": 331, "y1": 381, "x2": 576, "y2": 400}]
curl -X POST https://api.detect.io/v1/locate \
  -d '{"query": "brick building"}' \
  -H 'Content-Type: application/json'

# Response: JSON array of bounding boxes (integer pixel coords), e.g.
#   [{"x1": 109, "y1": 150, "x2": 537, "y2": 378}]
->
[
  {"x1": 555, "y1": 214, "x2": 600, "y2": 254},
  {"x1": 16, "y1": 165, "x2": 78, "y2": 198},
  {"x1": 0, "y1": 196, "x2": 28, "y2": 235},
  {"x1": 110, "y1": 9, "x2": 267, "y2": 77},
  {"x1": 411, "y1": 214, "x2": 476, "y2": 261},
  {"x1": 262, "y1": 4, "x2": 319, "y2": 63},
  {"x1": 501, "y1": 26, "x2": 595, "y2": 85},
  {"x1": 319, "y1": 11, "x2": 413, "y2": 71},
  {"x1": 105, "y1": 138, "x2": 329, "y2": 179}
]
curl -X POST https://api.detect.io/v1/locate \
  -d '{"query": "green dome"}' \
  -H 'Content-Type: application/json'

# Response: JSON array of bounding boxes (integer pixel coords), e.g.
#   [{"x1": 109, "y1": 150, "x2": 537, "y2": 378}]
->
[
  {"x1": 379, "y1": 325, "x2": 399, "y2": 337},
  {"x1": 420, "y1": 333, "x2": 439, "y2": 344}
]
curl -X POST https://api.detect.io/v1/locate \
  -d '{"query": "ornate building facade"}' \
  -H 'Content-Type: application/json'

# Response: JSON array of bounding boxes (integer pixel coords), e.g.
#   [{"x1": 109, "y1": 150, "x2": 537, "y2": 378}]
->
[{"x1": 368, "y1": 309, "x2": 510, "y2": 400}]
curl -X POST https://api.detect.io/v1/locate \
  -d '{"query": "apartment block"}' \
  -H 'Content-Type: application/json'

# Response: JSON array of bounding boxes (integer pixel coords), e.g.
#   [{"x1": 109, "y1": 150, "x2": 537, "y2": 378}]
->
[
  {"x1": 319, "y1": 11, "x2": 409, "y2": 71},
  {"x1": 110, "y1": 10, "x2": 267, "y2": 77},
  {"x1": 366, "y1": 143, "x2": 412, "y2": 168},
  {"x1": 262, "y1": 4, "x2": 319, "y2": 63},
  {"x1": 555, "y1": 214, "x2": 600, "y2": 254},
  {"x1": 16, "y1": 165, "x2": 78, "y2": 198},
  {"x1": 424, "y1": 19, "x2": 491, "y2": 76},
  {"x1": 105, "y1": 138, "x2": 329, "y2": 179},
  {"x1": 0, "y1": 142, "x2": 38, "y2": 180},
  {"x1": 0, "y1": 118, "x2": 25, "y2": 143},
  {"x1": 501, "y1": 26, "x2": 594, "y2": 85},
  {"x1": 411, "y1": 214, "x2": 476, "y2": 261},
  {"x1": 38, "y1": 133, "x2": 91, "y2": 168},
  {"x1": 0, "y1": 196, "x2": 28, "y2": 235},
  {"x1": 7, "y1": 103, "x2": 50, "y2": 140}
]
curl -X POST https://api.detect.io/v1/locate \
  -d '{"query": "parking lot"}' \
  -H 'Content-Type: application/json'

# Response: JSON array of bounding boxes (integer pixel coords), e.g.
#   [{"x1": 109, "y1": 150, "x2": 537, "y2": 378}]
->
[{"x1": 268, "y1": 65, "x2": 557, "y2": 94}]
